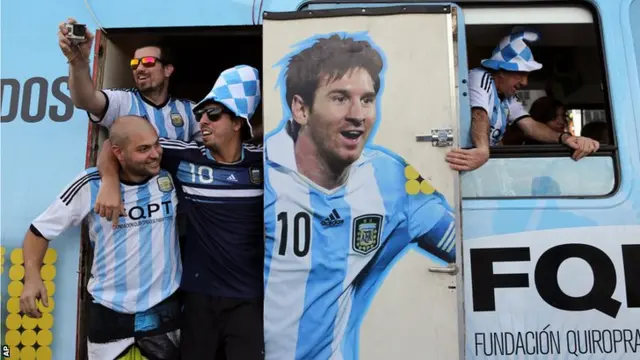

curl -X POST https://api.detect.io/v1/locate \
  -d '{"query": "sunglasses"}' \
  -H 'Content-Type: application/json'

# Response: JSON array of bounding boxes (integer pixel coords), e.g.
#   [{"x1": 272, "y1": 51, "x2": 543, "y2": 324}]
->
[
  {"x1": 130, "y1": 56, "x2": 162, "y2": 70},
  {"x1": 194, "y1": 107, "x2": 228, "y2": 122}
]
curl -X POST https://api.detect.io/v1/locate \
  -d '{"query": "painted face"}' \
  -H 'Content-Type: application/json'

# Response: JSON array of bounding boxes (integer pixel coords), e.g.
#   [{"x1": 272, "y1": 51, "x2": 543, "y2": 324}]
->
[{"x1": 300, "y1": 67, "x2": 377, "y2": 169}]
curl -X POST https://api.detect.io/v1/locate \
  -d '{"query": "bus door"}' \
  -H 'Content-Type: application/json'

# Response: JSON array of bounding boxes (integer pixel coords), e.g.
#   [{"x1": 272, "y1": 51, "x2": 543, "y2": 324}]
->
[{"x1": 262, "y1": 3, "x2": 468, "y2": 359}]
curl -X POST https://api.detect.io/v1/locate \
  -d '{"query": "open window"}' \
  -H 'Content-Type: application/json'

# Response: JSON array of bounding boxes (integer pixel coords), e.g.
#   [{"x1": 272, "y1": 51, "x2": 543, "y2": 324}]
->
[{"x1": 459, "y1": 3, "x2": 618, "y2": 199}]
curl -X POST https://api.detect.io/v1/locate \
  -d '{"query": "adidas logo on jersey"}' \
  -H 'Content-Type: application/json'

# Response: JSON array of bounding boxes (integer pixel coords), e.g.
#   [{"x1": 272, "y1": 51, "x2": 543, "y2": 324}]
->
[
  {"x1": 226, "y1": 174, "x2": 238, "y2": 182},
  {"x1": 321, "y1": 209, "x2": 344, "y2": 227}
]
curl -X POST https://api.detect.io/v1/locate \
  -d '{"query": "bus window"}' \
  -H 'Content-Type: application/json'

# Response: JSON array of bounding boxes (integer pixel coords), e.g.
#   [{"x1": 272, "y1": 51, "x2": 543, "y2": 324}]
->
[{"x1": 460, "y1": 4, "x2": 618, "y2": 199}]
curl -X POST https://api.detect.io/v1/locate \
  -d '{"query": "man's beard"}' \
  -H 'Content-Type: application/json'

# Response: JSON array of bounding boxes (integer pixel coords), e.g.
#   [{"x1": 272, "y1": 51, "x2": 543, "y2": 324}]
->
[
  {"x1": 138, "y1": 82, "x2": 156, "y2": 93},
  {"x1": 124, "y1": 161, "x2": 156, "y2": 178},
  {"x1": 137, "y1": 79, "x2": 164, "y2": 94}
]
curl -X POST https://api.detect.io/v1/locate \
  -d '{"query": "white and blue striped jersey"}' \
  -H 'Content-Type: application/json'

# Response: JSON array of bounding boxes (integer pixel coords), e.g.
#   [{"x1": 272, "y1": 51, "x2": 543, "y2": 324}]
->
[
  {"x1": 30, "y1": 167, "x2": 181, "y2": 314},
  {"x1": 469, "y1": 67, "x2": 529, "y2": 146},
  {"x1": 89, "y1": 88, "x2": 201, "y2": 142},
  {"x1": 263, "y1": 127, "x2": 456, "y2": 360}
]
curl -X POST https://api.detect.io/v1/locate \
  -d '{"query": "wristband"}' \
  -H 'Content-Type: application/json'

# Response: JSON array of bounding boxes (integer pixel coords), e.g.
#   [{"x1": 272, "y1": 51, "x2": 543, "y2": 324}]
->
[{"x1": 558, "y1": 132, "x2": 571, "y2": 144}]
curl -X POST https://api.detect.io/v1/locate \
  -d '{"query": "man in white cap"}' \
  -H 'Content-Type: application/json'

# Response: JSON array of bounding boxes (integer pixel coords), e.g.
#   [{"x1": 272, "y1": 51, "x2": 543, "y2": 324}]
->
[
  {"x1": 96, "y1": 65, "x2": 265, "y2": 359},
  {"x1": 446, "y1": 29, "x2": 599, "y2": 171}
]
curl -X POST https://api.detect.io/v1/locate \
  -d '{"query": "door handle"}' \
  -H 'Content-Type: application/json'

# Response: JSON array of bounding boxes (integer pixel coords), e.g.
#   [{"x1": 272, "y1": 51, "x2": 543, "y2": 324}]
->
[
  {"x1": 428, "y1": 263, "x2": 458, "y2": 275},
  {"x1": 416, "y1": 128, "x2": 454, "y2": 147}
]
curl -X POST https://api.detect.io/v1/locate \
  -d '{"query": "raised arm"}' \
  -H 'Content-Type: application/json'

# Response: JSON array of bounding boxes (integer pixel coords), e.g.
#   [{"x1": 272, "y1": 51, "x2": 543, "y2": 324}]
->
[{"x1": 58, "y1": 18, "x2": 107, "y2": 118}]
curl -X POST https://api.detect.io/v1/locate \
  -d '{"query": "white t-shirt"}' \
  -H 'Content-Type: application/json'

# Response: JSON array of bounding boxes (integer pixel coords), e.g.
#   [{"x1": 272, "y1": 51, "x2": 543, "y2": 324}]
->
[
  {"x1": 89, "y1": 88, "x2": 201, "y2": 142},
  {"x1": 468, "y1": 68, "x2": 529, "y2": 146}
]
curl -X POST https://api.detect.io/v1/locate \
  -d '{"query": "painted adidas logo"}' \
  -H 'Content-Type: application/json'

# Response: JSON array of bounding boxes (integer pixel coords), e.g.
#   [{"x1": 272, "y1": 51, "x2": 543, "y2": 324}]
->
[
  {"x1": 227, "y1": 174, "x2": 238, "y2": 182},
  {"x1": 321, "y1": 209, "x2": 344, "y2": 227}
]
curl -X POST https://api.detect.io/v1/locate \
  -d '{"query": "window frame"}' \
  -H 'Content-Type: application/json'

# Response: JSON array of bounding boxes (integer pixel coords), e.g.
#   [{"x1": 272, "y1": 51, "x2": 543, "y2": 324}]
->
[{"x1": 458, "y1": 1, "x2": 620, "y2": 200}]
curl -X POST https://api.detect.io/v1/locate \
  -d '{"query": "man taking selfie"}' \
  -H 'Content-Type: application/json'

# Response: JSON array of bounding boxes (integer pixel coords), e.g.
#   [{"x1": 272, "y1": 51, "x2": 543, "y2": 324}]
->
[{"x1": 58, "y1": 18, "x2": 201, "y2": 223}]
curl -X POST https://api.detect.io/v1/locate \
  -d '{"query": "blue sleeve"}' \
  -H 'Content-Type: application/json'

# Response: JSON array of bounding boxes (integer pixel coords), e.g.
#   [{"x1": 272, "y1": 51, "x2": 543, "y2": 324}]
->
[{"x1": 406, "y1": 187, "x2": 456, "y2": 263}]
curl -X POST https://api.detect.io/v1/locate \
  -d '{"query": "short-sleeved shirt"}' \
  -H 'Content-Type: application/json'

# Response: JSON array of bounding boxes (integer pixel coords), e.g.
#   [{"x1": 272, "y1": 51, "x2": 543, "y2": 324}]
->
[
  {"x1": 158, "y1": 138, "x2": 264, "y2": 298},
  {"x1": 468, "y1": 67, "x2": 529, "y2": 146},
  {"x1": 30, "y1": 167, "x2": 181, "y2": 314},
  {"x1": 262, "y1": 126, "x2": 456, "y2": 360},
  {"x1": 89, "y1": 88, "x2": 201, "y2": 142}
]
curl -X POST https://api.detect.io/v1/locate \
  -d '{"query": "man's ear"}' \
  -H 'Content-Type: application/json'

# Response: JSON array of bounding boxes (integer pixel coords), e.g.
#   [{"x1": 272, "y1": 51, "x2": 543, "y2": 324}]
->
[
  {"x1": 233, "y1": 117, "x2": 243, "y2": 132},
  {"x1": 291, "y1": 95, "x2": 310, "y2": 126},
  {"x1": 164, "y1": 64, "x2": 175, "y2": 78},
  {"x1": 111, "y1": 144, "x2": 125, "y2": 163}
]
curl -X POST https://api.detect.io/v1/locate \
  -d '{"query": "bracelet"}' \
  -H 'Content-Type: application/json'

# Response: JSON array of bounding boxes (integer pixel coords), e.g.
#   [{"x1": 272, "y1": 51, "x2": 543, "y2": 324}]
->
[{"x1": 558, "y1": 131, "x2": 571, "y2": 144}]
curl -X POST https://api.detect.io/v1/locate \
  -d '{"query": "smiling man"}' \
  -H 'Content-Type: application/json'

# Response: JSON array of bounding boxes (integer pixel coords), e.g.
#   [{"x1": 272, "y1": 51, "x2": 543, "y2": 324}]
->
[
  {"x1": 263, "y1": 33, "x2": 456, "y2": 360},
  {"x1": 445, "y1": 29, "x2": 599, "y2": 171},
  {"x1": 58, "y1": 18, "x2": 200, "y2": 143},
  {"x1": 59, "y1": 18, "x2": 202, "y2": 222},
  {"x1": 21, "y1": 116, "x2": 182, "y2": 360},
  {"x1": 97, "y1": 65, "x2": 265, "y2": 360}
]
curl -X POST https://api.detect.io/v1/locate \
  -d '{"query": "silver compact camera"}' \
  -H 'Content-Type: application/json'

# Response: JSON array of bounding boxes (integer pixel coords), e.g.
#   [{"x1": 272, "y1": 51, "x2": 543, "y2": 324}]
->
[{"x1": 65, "y1": 23, "x2": 87, "y2": 44}]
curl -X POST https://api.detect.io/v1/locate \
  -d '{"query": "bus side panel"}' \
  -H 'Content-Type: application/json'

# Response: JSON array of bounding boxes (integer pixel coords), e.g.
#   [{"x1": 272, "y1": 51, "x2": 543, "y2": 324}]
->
[
  {"x1": 461, "y1": 0, "x2": 640, "y2": 359},
  {"x1": 59, "y1": 0, "x2": 303, "y2": 28},
  {"x1": 0, "y1": 0, "x2": 94, "y2": 357}
]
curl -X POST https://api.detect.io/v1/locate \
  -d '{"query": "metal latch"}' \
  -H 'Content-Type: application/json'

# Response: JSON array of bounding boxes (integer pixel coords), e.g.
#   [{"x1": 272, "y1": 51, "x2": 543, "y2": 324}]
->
[
  {"x1": 416, "y1": 129, "x2": 454, "y2": 147},
  {"x1": 428, "y1": 263, "x2": 458, "y2": 275}
]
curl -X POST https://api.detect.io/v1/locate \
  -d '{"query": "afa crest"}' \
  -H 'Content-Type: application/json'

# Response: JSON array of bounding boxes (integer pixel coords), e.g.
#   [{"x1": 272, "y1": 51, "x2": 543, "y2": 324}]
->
[
  {"x1": 170, "y1": 112, "x2": 184, "y2": 127},
  {"x1": 249, "y1": 167, "x2": 262, "y2": 185},
  {"x1": 352, "y1": 214, "x2": 383, "y2": 255},
  {"x1": 157, "y1": 175, "x2": 174, "y2": 192}
]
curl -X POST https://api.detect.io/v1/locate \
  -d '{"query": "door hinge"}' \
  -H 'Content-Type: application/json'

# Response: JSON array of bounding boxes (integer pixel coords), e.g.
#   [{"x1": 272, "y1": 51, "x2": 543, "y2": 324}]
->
[{"x1": 416, "y1": 128, "x2": 454, "y2": 147}]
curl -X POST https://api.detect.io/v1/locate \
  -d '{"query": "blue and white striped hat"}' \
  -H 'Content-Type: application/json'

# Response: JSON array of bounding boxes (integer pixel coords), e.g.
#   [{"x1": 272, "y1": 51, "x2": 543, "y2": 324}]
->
[
  {"x1": 195, "y1": 65, "x2": 261, "y2": 135},
  {"x1": 481, "y1": 29, "x2": 543, "y2": 73}
]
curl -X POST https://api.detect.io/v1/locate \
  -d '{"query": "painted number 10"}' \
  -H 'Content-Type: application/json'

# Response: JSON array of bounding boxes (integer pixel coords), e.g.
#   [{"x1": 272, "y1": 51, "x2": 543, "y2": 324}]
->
[
  {"x1": 189, "y1": 163, "x2": 214, "y2": 184},
  {"x1": 277, "y1": 211, "x2": 311, "y2": 257}
]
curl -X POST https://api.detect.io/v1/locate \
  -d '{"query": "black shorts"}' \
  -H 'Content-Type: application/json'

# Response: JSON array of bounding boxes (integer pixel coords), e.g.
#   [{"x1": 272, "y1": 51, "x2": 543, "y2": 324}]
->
[
  {"x1": 87, "y1": 292, "x2": 181, "y2": 360},
  {"x1": 179, "y1": 292, "x2": 264, "y2": 360}
]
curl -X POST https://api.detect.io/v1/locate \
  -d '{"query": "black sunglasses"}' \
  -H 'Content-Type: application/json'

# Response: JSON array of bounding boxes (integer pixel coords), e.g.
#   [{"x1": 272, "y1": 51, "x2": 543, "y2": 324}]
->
[{"x1": 194, "y1": 107, "x2": 229, "y2": 122}]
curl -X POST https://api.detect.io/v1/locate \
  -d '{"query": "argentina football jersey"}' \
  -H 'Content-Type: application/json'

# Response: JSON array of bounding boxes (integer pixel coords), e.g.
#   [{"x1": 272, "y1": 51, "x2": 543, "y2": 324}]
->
[
  {"x1": 468, "y1": 68, "x2": 529, "y2": 146},
  {"x1": 89, "y1": 88, "x2": 201, "y2": 142},
  {"x1": 30, "y1": 167, "x2": 181, "y2": 314},
  {"x1": 158, "y1": 138, "x2": 265, "y2": 298},
  {"x1": 263, "y1": 127, "x2": 456, "y2": 360}
]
